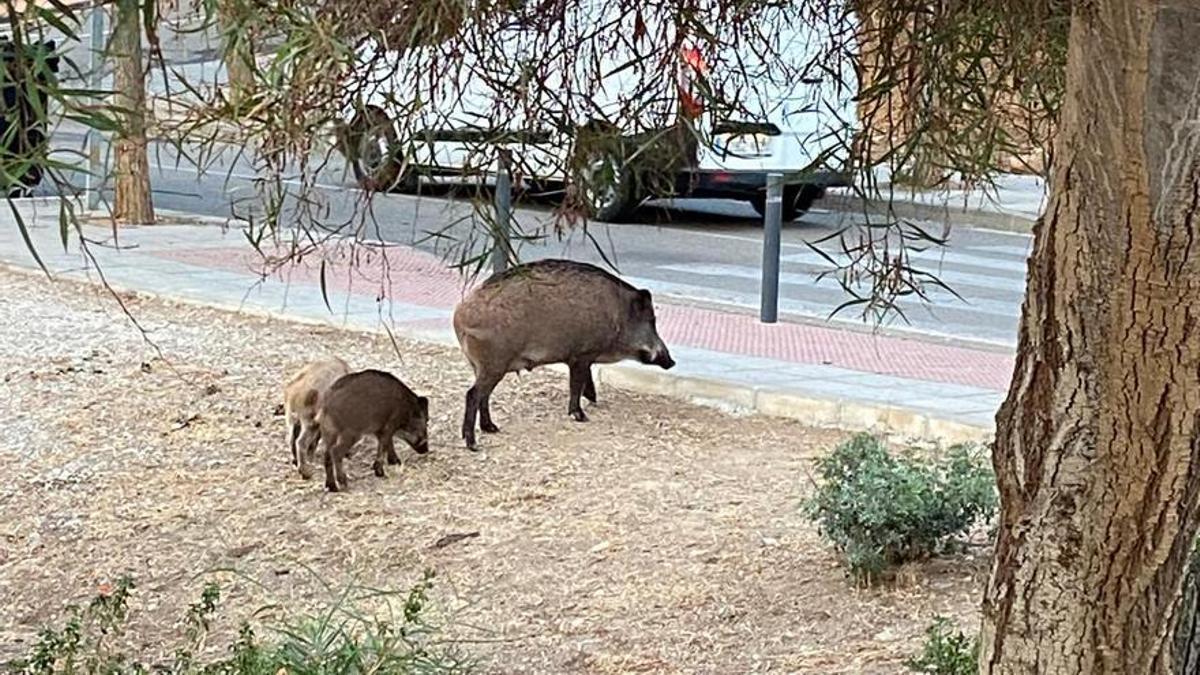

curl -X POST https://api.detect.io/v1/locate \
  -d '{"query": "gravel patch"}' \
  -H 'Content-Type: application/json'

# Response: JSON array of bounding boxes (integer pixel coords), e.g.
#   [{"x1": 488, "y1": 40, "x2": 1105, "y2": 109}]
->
[{"x1": 0, "y1": 267, "x2": 985, "y2": 672}]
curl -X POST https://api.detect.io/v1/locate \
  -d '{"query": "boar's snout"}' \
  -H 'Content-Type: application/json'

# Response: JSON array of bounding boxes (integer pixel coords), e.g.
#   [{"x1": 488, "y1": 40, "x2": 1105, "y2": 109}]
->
[
  {"x1": 657, "y1": 351, "x2": 676, "y2": 370},
  {"x1": 638, "y1": 345, "x2": 675, "y2": 370},
  {"x1": 413, "y1": 439, "x2": 430, "y2": 454},
  {"x1": 627, "y1": 289, "x2": 674, "y2": 370}
]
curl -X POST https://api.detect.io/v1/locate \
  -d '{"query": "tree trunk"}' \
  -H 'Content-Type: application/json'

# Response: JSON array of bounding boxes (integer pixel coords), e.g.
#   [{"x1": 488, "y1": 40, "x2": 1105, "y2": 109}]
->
[
  {"x1": 111, "y1": 0, "x2": 154, "y2": 225},
  {"x1": 217, "y1": 0, "x2": 253, "y2": 105},
  {"x1": 980, "y1": 1, "x2": 1200, "y2": 672}
]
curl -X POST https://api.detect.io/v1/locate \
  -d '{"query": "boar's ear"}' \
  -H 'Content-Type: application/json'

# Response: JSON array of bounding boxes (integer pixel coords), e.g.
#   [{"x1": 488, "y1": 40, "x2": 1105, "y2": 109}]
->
[
  {"x1": 418, "y1": 396, "x2": 429, "y2": 414},
  {"x1": 634, "y1": 288, "x2": 653, "y2": 311}
]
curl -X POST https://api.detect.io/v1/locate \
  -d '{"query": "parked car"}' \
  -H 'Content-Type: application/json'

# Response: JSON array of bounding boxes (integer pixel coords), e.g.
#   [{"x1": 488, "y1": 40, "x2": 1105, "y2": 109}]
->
[
  {"x1": 0, "y1": 37, "x2": 60, "y2": 197},
  {"x1": 336, "y1": 4, "x2": 855, "y2": 222}
]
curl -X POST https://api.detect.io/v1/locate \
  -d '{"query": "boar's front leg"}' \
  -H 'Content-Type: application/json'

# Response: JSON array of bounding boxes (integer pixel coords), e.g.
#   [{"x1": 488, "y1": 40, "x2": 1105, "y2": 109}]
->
[
  {"x1": 324, "y1": 435, "x2": 352, "y2": 492},
  {"x1": 568, "y1": 360, "x2": 592, "y2": 422},
  {"x1": 373, "y1": 433, "x2": 394, "y2": 478},
  {"x1": 385, "y1": 431, "x2": 401, "y2": 465},
  {"x1": 582, "y1": 368, "x2": 597, "y2": 404}
]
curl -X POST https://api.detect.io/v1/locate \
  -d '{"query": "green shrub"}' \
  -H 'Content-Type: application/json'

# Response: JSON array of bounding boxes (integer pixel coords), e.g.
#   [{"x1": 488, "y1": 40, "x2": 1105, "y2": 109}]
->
[
  {"x1": 5, "y1": 570, "x2": 473, "y2": 674},
  {"x1": 804, "y1": 433, "x2": 998, "y2": 581},
  {"x1": 905, "y1": 616, "x2": 979, "y2": 675}
]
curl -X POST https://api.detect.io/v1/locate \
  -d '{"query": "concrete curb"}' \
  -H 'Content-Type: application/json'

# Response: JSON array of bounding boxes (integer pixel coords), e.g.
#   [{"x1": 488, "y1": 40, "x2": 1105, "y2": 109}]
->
[
  {"x1": 822, "y1": 193, "x2": 1037, "y2": 234},
  {"x1": 595, "y1": 365, "x2": 993, "y2": 445}
]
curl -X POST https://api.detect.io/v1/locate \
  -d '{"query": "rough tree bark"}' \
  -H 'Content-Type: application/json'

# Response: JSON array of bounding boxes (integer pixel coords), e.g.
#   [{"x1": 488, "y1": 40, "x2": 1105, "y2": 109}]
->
[
  {"x1": 980, "y1": 1, "x2": 1200, "y2": 672},
  {"x1": 111, "y1": 0, "x2": 154, "y2": 224},
  {"x1": 1172, "y1": 543, "x2": 1200, "y2": 672}
]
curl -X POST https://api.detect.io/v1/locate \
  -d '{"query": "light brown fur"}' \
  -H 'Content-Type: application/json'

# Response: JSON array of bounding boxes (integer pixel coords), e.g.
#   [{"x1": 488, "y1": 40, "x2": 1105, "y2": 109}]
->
[{"x1": 282, "y1": 356, "x2": 350, "y2": 479}]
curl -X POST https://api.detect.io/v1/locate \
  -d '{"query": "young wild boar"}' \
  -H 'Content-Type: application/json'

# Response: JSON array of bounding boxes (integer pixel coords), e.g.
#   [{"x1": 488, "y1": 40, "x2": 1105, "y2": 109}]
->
[
  {"x1": 452, "y1": 259, "x2": 675, "y2": 450},
  {"x1": 316, "y1": 369, "x2": 430, "y2": 492},
  {"x1": 283, "y1": 356, "x2": 350, "y2": 479}
]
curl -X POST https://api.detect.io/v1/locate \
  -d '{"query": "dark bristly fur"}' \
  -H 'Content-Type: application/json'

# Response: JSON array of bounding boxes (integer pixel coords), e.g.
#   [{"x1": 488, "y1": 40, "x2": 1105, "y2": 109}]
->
[
  {"x1": 453, "y1": 258, "x2": 675, "y2": 451},
  {"x1": 317, "y1": 369, "x2": 430, "y2": 492}
]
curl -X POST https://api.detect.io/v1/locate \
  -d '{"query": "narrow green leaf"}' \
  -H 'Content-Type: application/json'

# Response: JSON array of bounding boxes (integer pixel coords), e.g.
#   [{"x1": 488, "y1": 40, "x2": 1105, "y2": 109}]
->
[
  {"x1": 10, "y1": 199, "x2": 48, "y2": 275},
  {"x1": 44, "y1": 0, "x2": 80, "y2": 21},
  {"x1": 58, "y1": 199, "x2": 70, "y2": 251},
  {"x1": 319, "y1": 260, "x2": 332, "y2": 312}
]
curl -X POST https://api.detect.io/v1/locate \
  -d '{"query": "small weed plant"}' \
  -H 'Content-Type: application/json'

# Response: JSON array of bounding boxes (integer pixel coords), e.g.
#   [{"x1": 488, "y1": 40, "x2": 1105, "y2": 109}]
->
[
  {"x1": 5, "y1": 569, "x2": 473, "y2": 674},
  {"x1": 905, "y1": 616, "x2": 979, "y2": 675},
  {"x1": 804, "y1": 433, "x2": 997, "y2": 581}
]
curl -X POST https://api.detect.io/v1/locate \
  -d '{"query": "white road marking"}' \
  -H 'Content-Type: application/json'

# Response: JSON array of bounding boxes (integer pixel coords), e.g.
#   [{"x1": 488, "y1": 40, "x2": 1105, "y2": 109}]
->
[
  {"x1": 783, "y1": 247, "x2": 1029, "y2": 275},
  {"x1": 972, "y1": 243, "x2": 1036, "y2": 257}
]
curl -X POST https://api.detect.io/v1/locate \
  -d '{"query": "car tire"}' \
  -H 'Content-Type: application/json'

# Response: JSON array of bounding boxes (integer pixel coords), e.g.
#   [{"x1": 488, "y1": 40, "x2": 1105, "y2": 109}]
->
[
  {"x1": 751, "y1": 184, "x2": 824, "y2": 222},
  {"x1": 572, "y1": 129, "x2": 640, "y2": 222},
  {"x1": 345, "y1": 106, "x2": 417, "y2": 193}
]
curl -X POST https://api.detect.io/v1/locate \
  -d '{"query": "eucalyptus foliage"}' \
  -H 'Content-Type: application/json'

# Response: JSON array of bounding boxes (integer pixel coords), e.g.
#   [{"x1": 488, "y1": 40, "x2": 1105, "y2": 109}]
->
[{"x1": 5, "y1": 0, "x2": 1067, "y2": 322}]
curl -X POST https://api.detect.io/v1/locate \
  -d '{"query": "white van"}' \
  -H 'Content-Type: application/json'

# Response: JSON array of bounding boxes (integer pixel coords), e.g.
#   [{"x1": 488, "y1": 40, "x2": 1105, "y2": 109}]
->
[{"x1": 336, "y1": 3, "x2": 855, "y2": 222}]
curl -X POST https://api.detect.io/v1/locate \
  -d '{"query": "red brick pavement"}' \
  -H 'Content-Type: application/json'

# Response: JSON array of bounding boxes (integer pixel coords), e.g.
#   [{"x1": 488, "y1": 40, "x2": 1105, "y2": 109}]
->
[
  {"x1": 159, "y1": 243, "x2": 471, "y2": 307},
  {"x1": 151, "y1": 243, "x2": 1015, "y2": 392}
]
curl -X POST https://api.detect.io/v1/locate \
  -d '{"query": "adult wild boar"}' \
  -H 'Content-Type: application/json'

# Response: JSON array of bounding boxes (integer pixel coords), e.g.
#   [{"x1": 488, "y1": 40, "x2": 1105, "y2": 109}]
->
[{"x1": 453, "y1": 259, "x2": 675, "y2": 450}]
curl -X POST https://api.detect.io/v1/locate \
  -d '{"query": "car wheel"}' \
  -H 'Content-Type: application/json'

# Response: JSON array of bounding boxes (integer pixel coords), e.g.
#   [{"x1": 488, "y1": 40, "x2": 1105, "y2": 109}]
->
[
  {"x1": 572, "y1": 130, "x2": 639, "y2": 222},
  {"x1": 346, "y1": 107, "x2": 416, "y2": 193},
  {"x1": 751, "y1": 185, "x2": 824, "y2": 222}
]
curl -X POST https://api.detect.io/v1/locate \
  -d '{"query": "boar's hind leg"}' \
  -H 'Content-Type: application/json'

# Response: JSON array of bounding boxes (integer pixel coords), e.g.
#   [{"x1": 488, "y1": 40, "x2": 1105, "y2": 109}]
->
[
  {"x1": 295, "y1": 423, "x2": 321, "y2": 480},
  {"x1": 463, "y1": 372, "x2": 504, "y2": 451},
  {"x1": 568, "y1": 361, "x2": 592, "y2": 422},
  {"x1": 583, "y1": 368, "x2": 597, "y2": 404},
  {"x1": 289, "y1": 419, "x2": 301, "y2": 466},
  {"x1": 479, "y1": 389, "x2": 500, "y2": 434}
]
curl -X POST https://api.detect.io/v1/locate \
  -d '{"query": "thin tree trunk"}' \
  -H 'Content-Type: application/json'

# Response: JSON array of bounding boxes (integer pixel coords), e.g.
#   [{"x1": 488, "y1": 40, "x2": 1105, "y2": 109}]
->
[
  {"x1": 981, "y1": 1, "x2": 1200, "y2": 672},
  {"x1": 217, "y1": 0, "x2": 252, "y2": 105},
  {"x1": 111, "y1": 0, "x2": 154, "y2": 225}
]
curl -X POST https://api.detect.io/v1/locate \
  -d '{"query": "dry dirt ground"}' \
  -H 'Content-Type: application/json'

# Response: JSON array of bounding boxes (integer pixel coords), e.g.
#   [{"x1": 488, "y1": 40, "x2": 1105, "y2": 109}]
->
[{"x1": 0, "y1": 268, "x2": 986, "y2": 673}]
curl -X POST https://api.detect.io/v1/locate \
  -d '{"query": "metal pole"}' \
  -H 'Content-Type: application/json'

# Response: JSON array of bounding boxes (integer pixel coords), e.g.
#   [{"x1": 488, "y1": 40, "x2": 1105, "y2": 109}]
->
[
  {"x1": 85, "y1": 4, "x2": 106, "y2": 210},
  {"x1": 491, "y1": 149, "x2": 512, "y2": 275},
  {"x1": 759, "y1": 173, "x2": 784, "y2": 323}
]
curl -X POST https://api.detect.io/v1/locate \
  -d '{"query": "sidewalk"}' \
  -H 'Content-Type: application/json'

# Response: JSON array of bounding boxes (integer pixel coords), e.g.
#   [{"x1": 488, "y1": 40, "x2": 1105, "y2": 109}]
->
[
  {"x1": 826, "y1": 173, "x2": 1045, "y2": 233},
  {"x1": 0, "y1": 200, "x2": 1012, "y2": 443}
]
